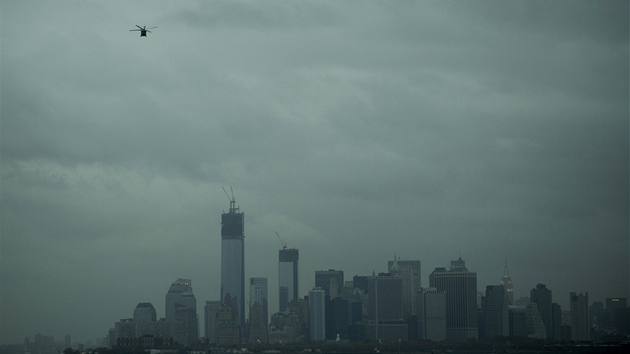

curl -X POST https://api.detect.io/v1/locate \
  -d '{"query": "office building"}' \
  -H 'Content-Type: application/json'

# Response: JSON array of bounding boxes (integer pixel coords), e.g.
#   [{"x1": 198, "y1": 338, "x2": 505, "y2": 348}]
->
[
  {"x1": 204, "y1": 300, "x2": 221, "y2": 343},
  {"x1": 366, "y1": 274, "x2": 407, "y2": 340},
  {"x1": 165, "y1": 278, "x2": 198, "y2": 346},
  {"x1": 315, "y1": 269, "x2": 344, "y2": 298},
  {"x1": 480, "y1": 285, "x2": 509, "y2": 339},
  {"x1": 250, "y1": 277, "x2": 269, "y2": 330},
  {"x1": 221, "y1": 193, "x2": 245, "y2": 341},
  {"x1": 388, "y1": 258, "x2": 421, "y2": 316},
  {"x1": 417, "y1": 287, "x2": 446, "y2": 341},
  {"x1": 525, "y1": 303, "x2": 546, "y2": 339},
  {"x1": 133, "y1": 303, "x2": 157, "y2": 337},
  {"x1": 309, "y1": 287, "x2": 326, "y2": 341},
  {"x1": 279, "y1": 248, "x2": 299, "y2": 312},
  {"x1": 606, "y1": 298, "x2": 629, "y2": 334},
  {"x1": 429, "y1": 258, "x2": 478, "y2": 340},
  {"x1": 499, "y1": 259, "x2": 514, "y2": 305},
  {"x1": 530, "y1": 283, "x2": 553, "y2": 339},
  {"x1": 570, "y1": 292, "x2": 589, "y2": 341}
]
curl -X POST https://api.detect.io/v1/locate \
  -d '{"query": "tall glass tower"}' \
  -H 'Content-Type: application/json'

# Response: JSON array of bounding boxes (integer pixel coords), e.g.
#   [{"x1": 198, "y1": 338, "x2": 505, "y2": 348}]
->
[
  {"x1": 429, "y1": 258, "x2": 478, "y2": 341},
  {"x1": 221, "y1": 193, "x2": 245, "y2": 341},
  {"x1": 278, "y1": 248, "x2": 299, "y2": 312}
]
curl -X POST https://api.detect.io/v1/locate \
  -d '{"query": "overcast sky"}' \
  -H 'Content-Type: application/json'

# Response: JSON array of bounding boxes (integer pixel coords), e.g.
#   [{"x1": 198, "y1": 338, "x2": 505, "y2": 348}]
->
[{"x1": 1, "y1": 0, "x2": 628, "y2": 345}]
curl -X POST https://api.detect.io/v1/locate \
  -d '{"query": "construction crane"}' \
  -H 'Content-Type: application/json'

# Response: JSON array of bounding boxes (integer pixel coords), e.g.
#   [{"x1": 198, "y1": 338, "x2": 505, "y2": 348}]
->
[
  {"x1": 275, "y1": 231, "x2": 287, "y2": 249},
  {"x1": 222, "y1": 186, "x2": 238, "y2": 213}
]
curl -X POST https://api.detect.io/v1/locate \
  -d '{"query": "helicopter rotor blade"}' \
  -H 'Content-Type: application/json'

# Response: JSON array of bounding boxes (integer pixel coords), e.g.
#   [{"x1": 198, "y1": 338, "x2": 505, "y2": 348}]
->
[
  {"x1": 136, "y1": 25, "x2": 144, "y2": 30},
  {"x1": 129, "y1": 29, "x2": 141, "y2": 31},
  {"x1": 147, "y1": 26, "x2": 158, "y2": 29}
]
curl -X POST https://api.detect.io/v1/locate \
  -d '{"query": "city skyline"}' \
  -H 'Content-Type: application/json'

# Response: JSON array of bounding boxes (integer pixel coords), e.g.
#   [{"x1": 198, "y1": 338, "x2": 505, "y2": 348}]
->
[{"x1": 1, "y1": 0, "x2": 628, "y2": 346}]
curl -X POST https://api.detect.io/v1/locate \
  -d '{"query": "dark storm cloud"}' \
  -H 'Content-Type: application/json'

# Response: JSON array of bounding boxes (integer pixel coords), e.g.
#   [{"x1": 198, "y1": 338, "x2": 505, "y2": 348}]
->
[{"x1": 1, "y1": 0, "x2": 628, "y2": 345}]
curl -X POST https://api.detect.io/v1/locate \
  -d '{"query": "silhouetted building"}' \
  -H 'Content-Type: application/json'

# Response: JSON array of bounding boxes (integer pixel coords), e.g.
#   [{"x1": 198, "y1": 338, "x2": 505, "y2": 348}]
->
[
  {"x1": 552, "y1": 302, "x2": 562, "y2": 340},
  {"x1": 480, "y1": 285, "x2": 509, "y2": 339},
  {"x1": 133, "y1": 303, "x2": 158, "y2": 337},
  {"x1": 525, "y1": 303, "x2": 546, "y2": 339},
  {"x1": 114, "y1": 319, "x2": 136, "y2": 342},
  {"x1": 248, "y1": 302, "x2": 268, "y2": 343},
  {"x1": 164, "y1": 279, "x2": 198, "y2": 347},
  {"x1": 367, "y1": 274, "x2": 407, "y2": 340},
  {"x1": 221, "y1": 192, "x2": 245, "y2": 341},
  {"x1": 165, "y1": 279, "x2": 195, "y2": 337},
  {"x1": 309, "y1": 287, "x2": 326, "y2": 341},
  {"x1": 429, "y1": 258, "x2": 478, "y2": 340},
  {"x1": 508, "y1": 306, "x2": 527, "y2": 337},
  {"x1": 606, "y1": 297, "x2": 629, "y2": 334},
  {"x1": 250, "y1": 277, "x2": 268, "y2": 332},
  {"x1": 217, "y1": 295, "x2": 241, "y2": 345},
  {"x1": 530, "y1": 283, "x2": 553, "y2": 339},
  {"x1": 500, "y1": 259, "x2": 514, "y2": 305},
  {"x1": 204, "y1": 300, "x2": 221, "y2": 343},
  {"x1": 570, "y1": 292, "x2": 589, "y2": 341},
  {"x1": 388, "y1": 258, "x2": 421, "y2": 316},
  {"x1": 315, "y1": 269, "x2": 344, "y2": 298},
  {"x1": 279, "y1": 248, "x2": 299, "y2": 312},
  {"x1": 417, "y1": 287, "x2": 446, "y2": 341},
  {"x1": 268, "y1": 309, "x2": 303, "y2": 343}
]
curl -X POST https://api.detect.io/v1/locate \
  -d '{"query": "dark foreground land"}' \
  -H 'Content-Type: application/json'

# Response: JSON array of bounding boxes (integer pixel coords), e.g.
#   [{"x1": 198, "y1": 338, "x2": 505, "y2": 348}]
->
[{"x1": 3, "y1": 339, "x2": 630, "y2": 354}]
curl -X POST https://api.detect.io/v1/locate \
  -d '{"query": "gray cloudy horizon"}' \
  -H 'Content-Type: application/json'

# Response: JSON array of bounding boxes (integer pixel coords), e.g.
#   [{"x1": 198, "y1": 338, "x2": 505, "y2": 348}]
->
[{"x1": 1, "y1": 0, "x2": 628, "y2": 345}]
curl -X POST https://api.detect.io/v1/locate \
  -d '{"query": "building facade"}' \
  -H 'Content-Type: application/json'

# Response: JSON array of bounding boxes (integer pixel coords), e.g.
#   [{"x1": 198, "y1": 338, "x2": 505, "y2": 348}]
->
[
  {"x1": 309, "y1": 287, "x2": 326, "y2": 341},
  {"x1": 570, "y1": 292, "x2": 590, "y2": 341},
  {"x1": 480, "y1": 285, "x2": 509, "y2": 339},
  {"x1": 429, "y1": 258, "x2": 478, "y2": 340},
  {"x1": 530, "y1": 283, "x2": 553, "y2": 339},
  {"x1": 315, "y1": 269, "x2": 344, "y2": 298},
  {"x1": 165, "y1": 278, "x2": 198, "y2": 346},
  {"x1": 417, "y1": 287, "x2": 446, "y2": 341},
  {"x1": 388, "y1": 258, "x2": 421, "y2": 316}
]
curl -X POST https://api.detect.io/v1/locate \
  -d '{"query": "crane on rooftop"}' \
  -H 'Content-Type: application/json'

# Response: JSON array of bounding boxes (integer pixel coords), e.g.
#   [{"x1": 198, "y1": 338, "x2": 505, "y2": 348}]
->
[{"x1": 275, "y1": 231, "x2": 287, "y2": 249}]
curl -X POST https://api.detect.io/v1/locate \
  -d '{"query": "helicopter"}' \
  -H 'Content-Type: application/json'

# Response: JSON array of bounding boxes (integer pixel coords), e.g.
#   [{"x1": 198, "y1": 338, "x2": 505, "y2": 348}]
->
[{"x1": 130, "y1": 25, "x2": 157, "y2": 37}]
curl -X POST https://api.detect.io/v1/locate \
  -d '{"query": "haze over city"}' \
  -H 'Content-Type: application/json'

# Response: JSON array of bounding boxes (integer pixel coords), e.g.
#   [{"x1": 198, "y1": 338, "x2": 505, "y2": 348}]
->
[{"x1": 1, "y1": 0, "x2": 628, "y2": 346}]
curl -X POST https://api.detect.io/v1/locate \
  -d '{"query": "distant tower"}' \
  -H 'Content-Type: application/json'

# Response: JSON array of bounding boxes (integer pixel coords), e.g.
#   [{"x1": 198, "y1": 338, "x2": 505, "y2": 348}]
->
[
  {"x1": 530, "y1": 283, "x2": 553, "y2": 340},
  {"x1": 309, "y1": 287, "x2": 326, "y2": 341},
  {"x1": 220, "y1": 188, "x2": 245, "y2": 341},
  {"x1": 133, "y1": 302, "x2": 157, "y2": 336},
  {"x1": 570, "y1": 292, "x2": 590, "y2": 341},
  {"x1": 480, "y1": 285, "x2": 509, "y2": 339},
  {"x1": 165, "y1": 279, "x2": 198, "y2": 347},
  {"x1": 204, "y1": 300, "x2": 221, "y2": 343},
  {"x1": 388, "y1": 257, "x2": 421, "y2": 316},
  {"x1": 250, "y1": 277, "x2": 269, "y2": 331},
  {"x1": 500, "y1": 259, "x2": 514, "y2": 305},
  {"x1": 429, "y1": 258, "x2": 478, "y2": 340},
  {"x1": 278, "y1": 248, "x2": 299, "y2": 312},
  {"x1": 315, "y1": 269, "x2": 344, "y2": 298}
]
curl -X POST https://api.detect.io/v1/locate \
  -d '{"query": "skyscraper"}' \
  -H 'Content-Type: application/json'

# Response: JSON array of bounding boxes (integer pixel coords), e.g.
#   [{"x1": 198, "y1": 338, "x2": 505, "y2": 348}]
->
[
  {"x1": 388, "y1": 258, "x2": 421, "y2": 316},
  {"x1": 133, "y1": 302, "x2": 157, "y2": 337},
  {"x1": 315, "y1": 269, "x2": 344, "y2": 298},
  {"x1": 165, "y1": 279, "x2": 198, "y2": 347},
  {"x1": 204, "y1": 300, "x2": 221, "y2": 343},
  {"x1": 530, "y1": 283, "x2": 553, "y2": 339},
  {"x1": 499, "y1": 259, "x2": 514, "y2": 305},
  {"x1": 367, "y1": 274, "x2": 408, "y2": 340},
  {"x1": 480, "y1": 285, "x2": 509, "y2": 339},
  {"x1": 249, "y1": 277, "x2": 268, "y2": 333},
  {"x1": 570, "y1": 292, "x2": 589, "y2": 341},
  {"x1": 278, "y1": 248, "x2": 299, "y2": 312},
  {"x1": 417, "y1": 287, "x2": 446, "y2": 341},
  {"x1": 429, "y1": 258, "x2": 478, "y2": 340},
  {"x1": 221, "y1": 192, "x2": 245, "y2": 341},
  {"x1": 309, "y1": 287, "x2": 326, "y2": 341}
]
